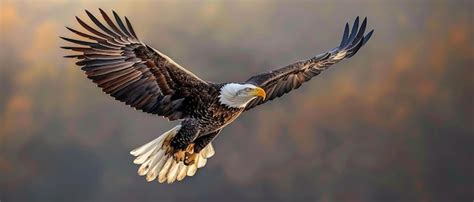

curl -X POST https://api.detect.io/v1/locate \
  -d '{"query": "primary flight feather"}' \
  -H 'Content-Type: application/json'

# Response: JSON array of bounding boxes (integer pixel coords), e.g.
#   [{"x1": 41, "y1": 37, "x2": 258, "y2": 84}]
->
[{"x1": 62, "y1": 9, "x2": 374, "y2": 184}]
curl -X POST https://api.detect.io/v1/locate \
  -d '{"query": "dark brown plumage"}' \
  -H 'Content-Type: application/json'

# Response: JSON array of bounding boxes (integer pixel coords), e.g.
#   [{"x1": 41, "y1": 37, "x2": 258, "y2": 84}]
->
[
  {"x1": 62, "y1": 9, "x2": 212, "y2": 121},
  {"x1": 245, "y1": 17, "x2": 373, "y2": 110}
]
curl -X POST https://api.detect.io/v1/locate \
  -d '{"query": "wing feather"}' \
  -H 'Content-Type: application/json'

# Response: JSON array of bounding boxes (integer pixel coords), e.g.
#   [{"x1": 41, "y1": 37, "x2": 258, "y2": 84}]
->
[
  {"x1": 245, "y1": 17, "x2": 374, "y2": 110},
  {"x1": 61, "y1": 9, "x2": 208, "y2": 120}
]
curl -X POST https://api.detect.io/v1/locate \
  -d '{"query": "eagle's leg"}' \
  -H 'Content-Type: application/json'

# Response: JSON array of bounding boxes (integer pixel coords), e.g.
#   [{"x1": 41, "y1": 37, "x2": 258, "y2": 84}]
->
[
  {"x1": 193, "y1": 129, "x2": 221, "y2": 152},
  {"x1": 184, "y1": 129, "x2": 221, "y2": 165},
  {"x1": 168, "y1": 119, "x2": 200, "y2": 161},
  {"x1": 184, "y1": 153, "x2": 198, "y2": 166}
]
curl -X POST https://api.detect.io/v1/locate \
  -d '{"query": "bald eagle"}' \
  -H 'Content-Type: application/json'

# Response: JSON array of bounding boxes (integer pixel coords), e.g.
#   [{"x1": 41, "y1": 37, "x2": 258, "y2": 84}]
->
[{"x1": 61, "y1": 9, "x2": 373, "y2": 184}]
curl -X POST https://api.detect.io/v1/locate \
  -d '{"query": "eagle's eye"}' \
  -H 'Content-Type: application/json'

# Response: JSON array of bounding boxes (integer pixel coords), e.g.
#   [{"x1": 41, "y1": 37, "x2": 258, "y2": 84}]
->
[{"x1": 237, "y1": 87, "x2": 253, "y2": 96}]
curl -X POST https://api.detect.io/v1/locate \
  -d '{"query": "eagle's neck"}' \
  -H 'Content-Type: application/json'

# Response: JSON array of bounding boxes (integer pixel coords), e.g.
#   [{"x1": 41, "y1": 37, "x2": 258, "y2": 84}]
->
[{"x1": 218, "y1": 83, "x2": 255, "y2": 108}]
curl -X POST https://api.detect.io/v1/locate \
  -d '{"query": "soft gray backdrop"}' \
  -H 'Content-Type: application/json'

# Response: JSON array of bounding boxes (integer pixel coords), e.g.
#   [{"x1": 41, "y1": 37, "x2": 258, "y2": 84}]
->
[{"x1": 1, "y1": 0, "x2": 473, "y2": 201}]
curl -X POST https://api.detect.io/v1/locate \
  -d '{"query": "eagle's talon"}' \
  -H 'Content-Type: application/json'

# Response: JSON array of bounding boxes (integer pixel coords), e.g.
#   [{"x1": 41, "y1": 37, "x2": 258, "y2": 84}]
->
[
  {"x1": 184, "y1": 153, "x2": 198, "y2": 165},
  {"x1": 174, "y1": 150, "x2": 186, "y2": 161}
]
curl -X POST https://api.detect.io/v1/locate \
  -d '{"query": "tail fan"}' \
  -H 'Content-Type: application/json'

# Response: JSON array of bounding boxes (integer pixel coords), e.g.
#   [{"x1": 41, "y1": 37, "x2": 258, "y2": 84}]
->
[{"x1": 130, "y1": 125, "x2": 215, "y2": 183}]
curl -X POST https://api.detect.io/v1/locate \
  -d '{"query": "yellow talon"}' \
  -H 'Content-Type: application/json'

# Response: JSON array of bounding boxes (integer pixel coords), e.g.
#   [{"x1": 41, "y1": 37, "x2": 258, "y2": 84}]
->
[
  {"x1": 184, "y1": 152, "x2": 198, "y2": 165},
  {"x1": 174, "y1": 150, "x2": 186, "y2": 161}
]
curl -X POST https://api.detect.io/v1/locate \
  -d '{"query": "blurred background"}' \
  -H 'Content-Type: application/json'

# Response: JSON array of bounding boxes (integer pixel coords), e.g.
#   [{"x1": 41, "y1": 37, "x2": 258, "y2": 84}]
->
[{"x1": 1, "y1": 0, "x2": 473, "y2": 201}]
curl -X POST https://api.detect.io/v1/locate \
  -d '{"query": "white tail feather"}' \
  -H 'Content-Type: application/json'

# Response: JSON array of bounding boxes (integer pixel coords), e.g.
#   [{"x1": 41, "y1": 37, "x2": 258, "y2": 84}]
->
[
  {"x1": 197, "y1": 154, "x2": 207, "y2": 168},
  {"x1": 187, "y1": 162, "x2": 197, "y2": 176},
  {"x1": 158, "y1": 158, "x2": 173, "y2": 183},
  {"x1": 130, "y1": 125, "x2": 216, "y2": 184},
  {"x1": 166, "y1": 161, "x2": 179, "y2": 183},
  {"x1": 177, "y1": 163, "x2": 187, "y2": 181},
  {"x1": 206, "y1": 144, "x2": 215, "y2": 158}
]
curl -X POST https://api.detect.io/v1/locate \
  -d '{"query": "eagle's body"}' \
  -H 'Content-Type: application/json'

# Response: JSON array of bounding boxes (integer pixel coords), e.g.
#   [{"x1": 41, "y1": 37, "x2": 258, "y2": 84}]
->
[
  {"x1": 62, "y1": 9, "x2": 374, "y2": 183},
  {"x1": 166, "y1": 82, "x2": 245, "y2": 152}
]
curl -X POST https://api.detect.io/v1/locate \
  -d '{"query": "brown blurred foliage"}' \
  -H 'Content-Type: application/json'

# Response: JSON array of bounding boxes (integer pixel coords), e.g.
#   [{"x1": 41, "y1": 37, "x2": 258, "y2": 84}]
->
[{"x1": 0, "y1": 0, "x2": 473, "y2": 201}]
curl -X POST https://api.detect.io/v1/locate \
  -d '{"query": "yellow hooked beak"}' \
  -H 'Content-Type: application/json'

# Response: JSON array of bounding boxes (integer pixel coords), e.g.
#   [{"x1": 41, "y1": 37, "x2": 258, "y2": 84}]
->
[{"x1": 252, "y1": 87, "x2": 266, "y2": 100}]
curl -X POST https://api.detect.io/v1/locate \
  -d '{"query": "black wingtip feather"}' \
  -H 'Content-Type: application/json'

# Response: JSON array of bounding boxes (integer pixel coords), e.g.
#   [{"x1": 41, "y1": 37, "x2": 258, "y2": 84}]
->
[
  {"x1": 61, "y1": 46, "x2": 81, "y2": 50},
  {"x1": 354, "y1": 17, "x2": 367, "y2": 42},
  {"x1": 347, "y1": 35, "x2": 365, "y2": 58},
  {"x1": 112, "y1": 10, "x2": 132, "y2": 38},
  {"x1": 59, "y1": 36, "x2": 71, "y2": 41},
  {"x1": 346, "y1": 17, "x2": 360, "y2": 47},
  {"x1": 65, "y1": 26, "x2": 80, "y2": 34},
  {"x1": 64, "y1": 55, "x2": 84, "y2": 58},
  {"x1": 66, "y1": 26, "x2": 105, "y2": 42},
  {"x1": 339, "y1": 23, "x2": 350, "y2": 48},
  {"x1": 125, "y1": 16, "x2": 138, "y2": 39},
  {"x1": 84, "y1": 9, "x2": 94, "y2": 19},
  {"x1": 99, "y1": 8, "x2": 129, "y2": 39},
  {"x1": 362, "y1": 29, "x2": 374, "y2": 45},
  {"x1": 86, "y1": 9, "x2": 120, "y2": 38},
  {"x1": 60, "y1": 36, "x2": 93, "y2": 45}
]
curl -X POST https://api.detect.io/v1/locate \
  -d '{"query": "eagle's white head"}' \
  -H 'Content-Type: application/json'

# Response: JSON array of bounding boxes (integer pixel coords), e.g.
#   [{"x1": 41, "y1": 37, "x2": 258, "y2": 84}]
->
[{"x1": 219, "y1": 83, "x2": 266, "y2": 108}]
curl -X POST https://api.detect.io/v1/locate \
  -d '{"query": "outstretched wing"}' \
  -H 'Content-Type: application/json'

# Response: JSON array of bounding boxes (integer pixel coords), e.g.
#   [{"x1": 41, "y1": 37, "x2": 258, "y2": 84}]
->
[
  {"x1": 61, "y1": 9, "x2": 208, "y2": 120},
  {"x1": 245, "y1": 17, "x2": 374, "y2": 110}
]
